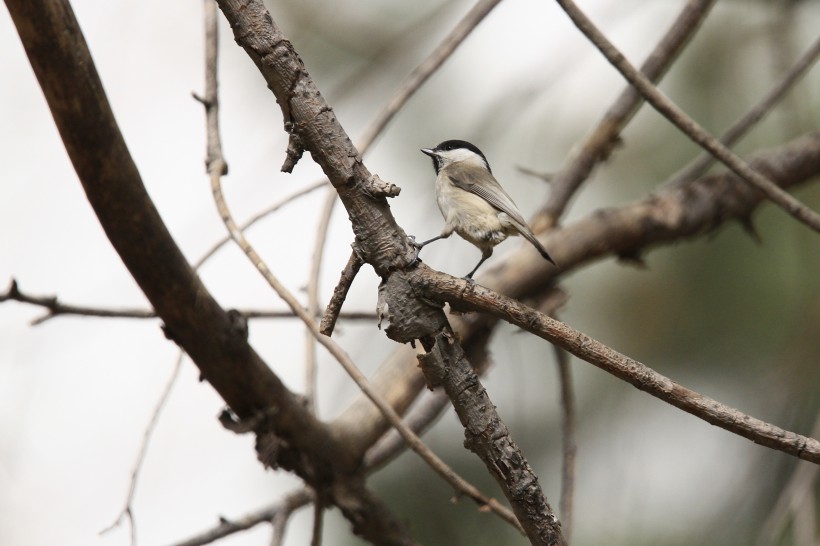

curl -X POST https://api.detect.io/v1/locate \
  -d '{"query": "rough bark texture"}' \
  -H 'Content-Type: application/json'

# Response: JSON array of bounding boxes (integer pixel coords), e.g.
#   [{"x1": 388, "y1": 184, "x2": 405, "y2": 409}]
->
[{"x1": 419, "y1": 333, "x2": 564, "y2": 545}]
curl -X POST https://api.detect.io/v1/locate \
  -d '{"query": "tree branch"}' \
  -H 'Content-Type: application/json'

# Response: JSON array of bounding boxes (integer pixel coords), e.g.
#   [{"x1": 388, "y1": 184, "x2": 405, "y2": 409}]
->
[
  {"x1": 537, "y1": 0, "x2": 716, "y2": 229},
  {"x1": 356, "y1": 0, "x2": 503, "y2": 152},
  {"x1": 170, "y1": 489, "x2": 313, "y2": 546},
  {"x1": 664, "y1": 35, "x2": 820, "y2": 188},
  {"x1": 0, "y1": 280, "x2": 376, "y2": 324},
  {"x1": 0, "y1": 279, "x2": 154, "y2": 325},
  {"x1": 417, "y1": 330, "x2": 564, "y2": 544},
  {"x1": 320, "y1": 249, "x2": 365, "y2": 336},
  {"x1": 553, "y1": 342, "x2": 576, "y2": 543},
  {"x1": 553, "y1": 0, "x2": 820, "y2": 233},
  {"x1": 5, "y1": 0, "x2": 374, "y2": 525},
  {"x1": 411, "y1": 268, "x2": 820, "y2": 464}
]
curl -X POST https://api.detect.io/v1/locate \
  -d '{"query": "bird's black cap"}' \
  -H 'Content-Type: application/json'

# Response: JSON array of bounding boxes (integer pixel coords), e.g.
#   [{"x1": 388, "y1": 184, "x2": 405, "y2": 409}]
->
[{"x1": 421, "y1": 139, "x2": 491, "y2": 174}]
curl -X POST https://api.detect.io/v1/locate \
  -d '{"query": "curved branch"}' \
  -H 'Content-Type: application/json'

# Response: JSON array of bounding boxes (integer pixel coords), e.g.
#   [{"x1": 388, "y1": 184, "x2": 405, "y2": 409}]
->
[
  {"x1": 6, "y1": 0, "x2": 357, "y2": 487},
  {"x1": 1, "y1": 8, "x2": 376, "y2": 506}
]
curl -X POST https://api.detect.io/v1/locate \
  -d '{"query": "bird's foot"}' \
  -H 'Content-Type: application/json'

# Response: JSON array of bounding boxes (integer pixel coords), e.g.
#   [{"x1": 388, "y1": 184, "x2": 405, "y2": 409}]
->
[{"x1": 409, "y1": 235, "x2": 422, "y2": 267}]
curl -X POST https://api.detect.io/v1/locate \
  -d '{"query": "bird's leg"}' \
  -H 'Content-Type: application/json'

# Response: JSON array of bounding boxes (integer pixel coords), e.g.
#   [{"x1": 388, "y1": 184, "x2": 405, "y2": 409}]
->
[
  {"x1": 464, "y1": 248, "x2": 493, "y2": 281},
  {"x1": 410, "y1": 232, "x2": 449, "y2": 266}
]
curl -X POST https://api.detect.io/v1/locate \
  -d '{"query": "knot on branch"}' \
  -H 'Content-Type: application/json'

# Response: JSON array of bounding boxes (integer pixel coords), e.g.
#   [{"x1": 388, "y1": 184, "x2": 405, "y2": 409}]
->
[
  {"x1": 416, "y1": 331, "x2": 457, "y2": 389},
  {"x1": 376, "y1": 272, "x2": 446, "y2": 345},
  {"x1": 363, "y1": 174, "x2": 401, "y2": 199},
  {"x1": 281, "y1": 129, "x2": 304, "y2": 173}
]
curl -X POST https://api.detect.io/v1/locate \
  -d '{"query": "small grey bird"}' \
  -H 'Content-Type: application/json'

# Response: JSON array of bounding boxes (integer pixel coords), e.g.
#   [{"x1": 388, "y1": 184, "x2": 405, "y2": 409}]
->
[{"x1": 414, "y1": 139, "x2": 555, "y2": 279}]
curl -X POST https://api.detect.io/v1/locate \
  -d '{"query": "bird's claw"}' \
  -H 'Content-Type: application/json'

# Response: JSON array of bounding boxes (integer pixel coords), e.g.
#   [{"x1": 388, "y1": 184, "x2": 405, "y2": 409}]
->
[{"x1": 409, "y1": 235, "x2": 422, "y2": 267}]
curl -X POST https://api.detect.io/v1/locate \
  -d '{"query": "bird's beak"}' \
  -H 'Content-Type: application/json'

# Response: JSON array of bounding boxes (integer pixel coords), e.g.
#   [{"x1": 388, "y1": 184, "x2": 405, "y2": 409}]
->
[{"x1": 420, "y1": 148, "x2": 437, "y2": 158}]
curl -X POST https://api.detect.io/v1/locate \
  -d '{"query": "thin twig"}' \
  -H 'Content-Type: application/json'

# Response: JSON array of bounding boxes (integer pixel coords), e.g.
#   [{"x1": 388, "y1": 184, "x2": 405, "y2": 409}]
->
[
  {"x1": 363, "y1": 389, "x2": 451, "y2": 470},
  {"x1": 413, "y1": 269, "x2": 820, "y2": 464},
  {"x1": 319, "y1": 250, "x2": 364, "y2": 336},
  {"x1": 0, "y1": 279, "x2": 154, "y2": 325},
  {"x1": 553, "y1": 343, "x2": 576, "y2": 544},
  {"x1": 100, "y1": 352, "x2": 184, "y2": 543},
  {"x1": 538, "y1": 0, "x2": 716, "y2": 229},
  {"x1": 554, "y1": 0, "x2": 820, "y2": 233},
  {"x1": 356, "y1": 0, "x2": 503, "y2": 153},
  {"x1": 304, "y1": 188, "x2": 337, "y2": 412},
  {"x1": 0, "y1": 281, "x2": 375, "y2": 323},
  {"x1": 310, "y1": 490, "x2": 325, "y2": 546},
  {"x1": 169, "y1": 489, "x2": 313, "y2": 546},
  {"x1": 194, "y1": 180, "x2": 327, "y2": 269},
  {"x1": 664, "y1": 35, "x2": 820, "y2": 188}
]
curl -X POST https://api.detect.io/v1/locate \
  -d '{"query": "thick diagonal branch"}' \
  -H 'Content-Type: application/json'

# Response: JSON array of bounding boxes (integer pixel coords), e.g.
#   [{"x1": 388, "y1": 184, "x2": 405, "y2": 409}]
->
[
  {"x1": 6, "y1": 0, "x2": 356, "y2": 488},
  {"x1": 411, "y1": 268, "x2": 820, "y2": 464}
]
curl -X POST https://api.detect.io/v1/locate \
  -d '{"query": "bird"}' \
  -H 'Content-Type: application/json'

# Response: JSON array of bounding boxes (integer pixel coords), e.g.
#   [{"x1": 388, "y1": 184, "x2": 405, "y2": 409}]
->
[{"x1": 413, "y1": 139, "x2": 555, "y2": 280}]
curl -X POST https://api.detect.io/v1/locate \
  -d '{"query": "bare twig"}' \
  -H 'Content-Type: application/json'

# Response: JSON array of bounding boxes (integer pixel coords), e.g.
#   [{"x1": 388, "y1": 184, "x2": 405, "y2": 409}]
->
[
  {"x1": 0, "y1": 281, "x2": 375, "y2": 322},
  {"x1": 356, "y1": 0, "x2": 503, "y2": 153},
  {"x1": 310, "y1": 490, "x2": 325, "y2": 546},
  {"x1": 319, "y1": 250, "x2": 365, "y2": 336},
  {"x1": 101, "y1": 352, "x2": 184, "y2": 543},
  {"x1": 0, "y1": 279, "x2": 154, "y2": 325},
  {"x1": 554, "y1": 0, "x2": 820, "y2": 233},
  {"x1": 201, "y1": 0, "x2": 227, "y2": 185},
  {"x1": 413, "y1": 269, "x2": 820, "y2": 464},
  {"x1": 537, "y1": 0, "x2": 716, "y2": 229},
  {"x1": 553, "y1": 343, "x2": 576, "y2": 544},
  {"x1": 305, "y1": 188, "x2": 337, "y2": 412},
  {"x1": 169, "y1": 489, "x2": 313, "y2": 546},
  {"x1": 363, "y1": 389, "x2": 451, "y2": 470},
  {"x1": 194, "y1": 180, "x2": 327, "y2": 268},
  {"x1": 664, "y1": 35, "x2": 820, "y2": 188}
]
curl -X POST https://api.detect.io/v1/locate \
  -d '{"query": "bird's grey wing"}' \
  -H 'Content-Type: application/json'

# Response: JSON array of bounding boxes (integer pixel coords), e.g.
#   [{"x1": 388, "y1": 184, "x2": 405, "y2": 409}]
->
[
  {"x1": 448, "y1": 166, "x2": 556, "y2": 265},
  {"x1": 446, "y1": 166, "x2": 528, "y2": 226}
]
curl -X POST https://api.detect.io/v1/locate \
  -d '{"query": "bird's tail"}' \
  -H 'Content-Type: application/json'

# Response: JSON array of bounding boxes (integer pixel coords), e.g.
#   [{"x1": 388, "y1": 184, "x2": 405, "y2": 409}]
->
[{"x1": 513, "y1": 221, "x2": 556, "y2": 265}]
